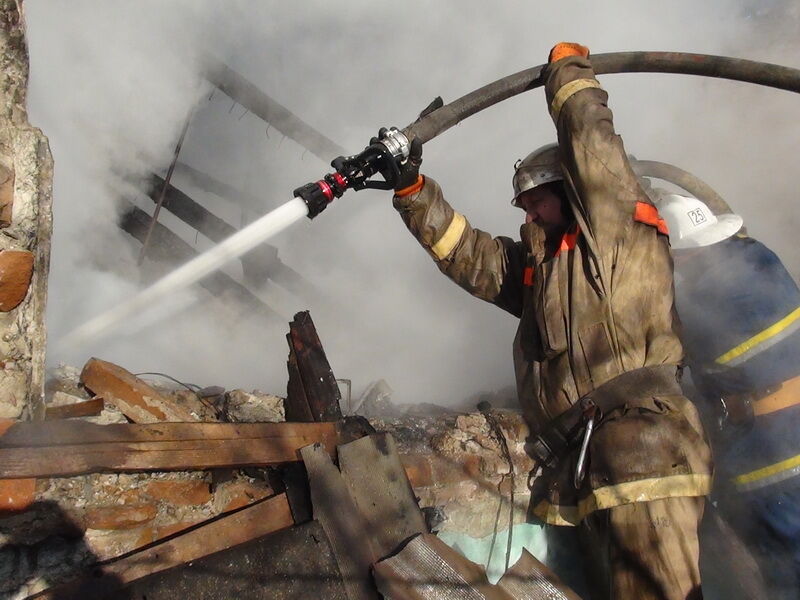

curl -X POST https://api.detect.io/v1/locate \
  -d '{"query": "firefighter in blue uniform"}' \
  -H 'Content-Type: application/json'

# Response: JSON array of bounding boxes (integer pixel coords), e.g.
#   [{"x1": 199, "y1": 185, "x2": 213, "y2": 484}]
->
[{"x1": 654, "y1": 191, "x2": 800, "y2": 595}]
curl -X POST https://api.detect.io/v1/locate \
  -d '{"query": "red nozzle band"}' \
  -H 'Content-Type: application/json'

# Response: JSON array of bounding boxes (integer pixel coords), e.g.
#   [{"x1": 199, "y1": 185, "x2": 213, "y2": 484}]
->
[{"x1": 318, "y1": 180, "x2": 334, "y2": 202}]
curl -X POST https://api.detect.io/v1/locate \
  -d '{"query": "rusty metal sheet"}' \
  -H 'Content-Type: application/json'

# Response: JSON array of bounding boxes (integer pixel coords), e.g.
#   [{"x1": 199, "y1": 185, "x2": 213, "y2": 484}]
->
[
  {"x1": 496, "y1": 549, "x2": 582, "y2": 600},
  {"x1": 373, "y1": 533, "x2": 511, "y2": 600}
]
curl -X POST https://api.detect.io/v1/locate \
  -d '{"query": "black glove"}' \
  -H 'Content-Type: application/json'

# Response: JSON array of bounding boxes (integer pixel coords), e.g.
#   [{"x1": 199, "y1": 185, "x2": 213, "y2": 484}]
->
[
  {"x1": 370, "y1": 129, "x2": 423, "y2": 192},
  {"x1": 394, "y1": 137, "x2": 423, "y2": 191}
]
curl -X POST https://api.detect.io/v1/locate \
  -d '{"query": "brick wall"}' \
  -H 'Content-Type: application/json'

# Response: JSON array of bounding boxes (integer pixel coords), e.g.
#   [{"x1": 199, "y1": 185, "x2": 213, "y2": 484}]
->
[{"x1": 0, "y1": 0, "x2": 53, "y2": 421}]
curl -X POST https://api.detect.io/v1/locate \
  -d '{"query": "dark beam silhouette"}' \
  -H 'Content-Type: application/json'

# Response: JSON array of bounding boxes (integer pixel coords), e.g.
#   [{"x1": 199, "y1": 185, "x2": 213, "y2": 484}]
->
[{"x1": 206, "y1": 60, "x2": 347, "y2": 161}]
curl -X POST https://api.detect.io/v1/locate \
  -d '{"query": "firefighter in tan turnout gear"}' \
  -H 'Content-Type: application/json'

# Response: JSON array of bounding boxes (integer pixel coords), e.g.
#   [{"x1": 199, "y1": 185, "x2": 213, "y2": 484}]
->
[{"x1": 386, "y1": 43, "x2": 713, "y2": 599}]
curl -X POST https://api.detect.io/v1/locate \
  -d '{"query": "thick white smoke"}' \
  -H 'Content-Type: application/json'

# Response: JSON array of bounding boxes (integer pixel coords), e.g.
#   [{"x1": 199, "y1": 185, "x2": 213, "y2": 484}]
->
[{"x1": 24, "y1": 0, "x2": 800, "y2": 406}]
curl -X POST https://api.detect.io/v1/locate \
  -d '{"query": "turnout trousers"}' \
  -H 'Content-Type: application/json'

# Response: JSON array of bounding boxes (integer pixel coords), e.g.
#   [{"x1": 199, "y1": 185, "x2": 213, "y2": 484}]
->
[{"x1": 578, "y1": 497, "x2": 704, "y2": 600}]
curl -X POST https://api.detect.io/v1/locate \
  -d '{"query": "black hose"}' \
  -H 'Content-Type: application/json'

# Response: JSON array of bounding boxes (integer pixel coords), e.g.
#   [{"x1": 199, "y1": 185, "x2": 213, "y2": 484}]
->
[
  {"x1": 631, "y1": 160, "x2": 731, "y2": 214},
  {"x1": 404, "y1": 52, "x2": 800, "y2": 143},
  {"x1": 631, "y1": 159, "x2": 748, "y2": 234}
]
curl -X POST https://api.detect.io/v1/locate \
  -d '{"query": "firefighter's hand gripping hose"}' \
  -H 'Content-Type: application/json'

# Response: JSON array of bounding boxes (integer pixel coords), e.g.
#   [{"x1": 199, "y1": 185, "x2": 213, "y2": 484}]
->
[
  {"x1": 61, "y1": 51, "x2": 800, "y2": 347},
  {"x1": 292, "y1": 127, "x2": 415, "y2": 218}
]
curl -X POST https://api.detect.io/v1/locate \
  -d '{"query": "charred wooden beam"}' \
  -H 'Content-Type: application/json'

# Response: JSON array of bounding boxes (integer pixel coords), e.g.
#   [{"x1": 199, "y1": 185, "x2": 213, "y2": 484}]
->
[
  {"x1": 174, "y1": 161, "x2": 263, "y2": 212},
  {"x1": 281, "y1": 310, "x2": 342, "y2": 524},
  {"x1": 149, "y1": 173, "x2": 238, "y2": 243},
  {"x1": 44, "y1": 398, "x2": 104, "y2": 420},
  {"x1": 285, "y1": 311, "x2": 343, "y2": 422},
  {"x1": 119, "y1": 202, "x2": 280, "y2": 320},
  {"x1": 206, "y1": 60, "x2": 347, "y2": 161}
]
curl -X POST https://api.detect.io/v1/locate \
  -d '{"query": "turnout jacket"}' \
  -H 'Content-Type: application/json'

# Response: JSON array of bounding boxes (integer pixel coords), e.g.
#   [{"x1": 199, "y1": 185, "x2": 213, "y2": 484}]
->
[
  {"x1": 393, "y1": 56, "x2": 712, "y2": 525},
  {"x1": 675, "y1": 235, "x2": 800, "y2": 494}
]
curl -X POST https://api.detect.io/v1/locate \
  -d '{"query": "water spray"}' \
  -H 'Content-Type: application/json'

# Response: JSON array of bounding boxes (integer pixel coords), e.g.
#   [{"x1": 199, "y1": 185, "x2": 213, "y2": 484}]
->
[
  {"x1": 59, "y1": 129, "x2": 411, "y2": 348},
  {"x1": 61, "y1": 52, "x2": 800, "y2": 348}
]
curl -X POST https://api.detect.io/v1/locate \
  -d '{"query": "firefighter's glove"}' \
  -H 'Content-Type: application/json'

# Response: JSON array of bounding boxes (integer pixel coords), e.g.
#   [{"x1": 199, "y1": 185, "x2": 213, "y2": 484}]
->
[
  {"x1": 549, "y1": 42, "x2": 590, "y2": 63},
  {"x1": 393, "y1": 137, "x2": 423, "y2": 195}
]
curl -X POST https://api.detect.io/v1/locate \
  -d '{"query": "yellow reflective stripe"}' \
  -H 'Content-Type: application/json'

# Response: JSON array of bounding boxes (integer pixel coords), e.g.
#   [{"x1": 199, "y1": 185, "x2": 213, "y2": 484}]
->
[
  {"x1": 715, "y1": 305, "x2": 800, "y2": 365},
  {"x1": 734, "y1": 453, "x2": 800, "y2": 487},
  {"x1": 550, "y1": 79, "x2": 602, "y2": 122},
  {"x1": 532, "y1": 474, "x2": 712, "y2": 526},
  {"x1": 532, "y1": 500, "x2": 580, "y2": 526},
  {"x1": 578, "y1": 474, "x2": 711, "y2": 517},
  {"x1": 431, "y1": 212, "x2": 466, "y2": 260}
]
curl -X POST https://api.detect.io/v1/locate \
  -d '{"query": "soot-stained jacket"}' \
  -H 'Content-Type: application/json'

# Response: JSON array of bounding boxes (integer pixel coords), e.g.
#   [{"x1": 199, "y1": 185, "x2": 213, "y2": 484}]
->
[
  {"x1": 393, "y1": 56, "x2": 712, "y2": 525},
  {"x1": 675, "y1": 235, "x2": 800, "y2": 495}
]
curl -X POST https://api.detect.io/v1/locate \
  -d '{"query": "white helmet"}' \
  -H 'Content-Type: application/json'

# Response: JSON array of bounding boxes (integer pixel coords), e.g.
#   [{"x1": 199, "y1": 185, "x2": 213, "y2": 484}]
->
[
  {"x1": 512, "y1": 143, "x2": 562, "y2": 205},
  {"x1": 652, "y1": 191, "x2": 743, "y2": 249}
]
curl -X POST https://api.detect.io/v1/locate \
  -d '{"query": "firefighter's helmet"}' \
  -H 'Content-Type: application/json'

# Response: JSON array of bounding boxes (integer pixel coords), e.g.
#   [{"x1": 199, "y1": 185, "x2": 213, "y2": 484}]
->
[
  {"x1": 512, "y1": 143, "x2": 562, "y2": 206},
  {"x1": 652, "y1": 191, "x2": 743, "y2": 249}
]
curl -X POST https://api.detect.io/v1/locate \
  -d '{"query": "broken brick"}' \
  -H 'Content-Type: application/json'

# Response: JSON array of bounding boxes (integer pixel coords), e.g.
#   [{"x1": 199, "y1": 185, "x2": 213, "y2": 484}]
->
[
  {"x1": 0, "y1": 418, "x2": 35, "y2": 513},
  {"x1": 80, "y1": 358, "x2": 198, "y2": 423},
  {"x1": 83, "y1": 504, "x2": 157, "y2": 530},
  {"x1": 430, "y1": 454, "x2": 483, "y2": 485},
  {"x1": 145, "y1": 480, "x2": 211, "y2": 506},
  {"x1": 0, "y1": 249, "x2": 33, "y2": 311},
  {"x1": 0, "y1": 477, "x2": 36, "y2": 513},
  {"x1": 401, "y1": 453, "x2": 434, "y2": 488}
]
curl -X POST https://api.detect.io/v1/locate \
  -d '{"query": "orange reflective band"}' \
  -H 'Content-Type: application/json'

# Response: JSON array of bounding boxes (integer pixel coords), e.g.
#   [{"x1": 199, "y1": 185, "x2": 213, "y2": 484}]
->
[
  {"x1": 394, "y1": 175, "x2": 425, "y2": 198},
  {"x1": 554, "y1": 224, "x2": 581, "y2": 257},
  {"x1": 523, "y1": 266, "x2": 535, "y2": 286},
  {"x1": 753, "y1": 374, "x2": 800, "y2": 417},
  {"x1": 634, "y1": 202, "x2": 669, "y2": 235}
]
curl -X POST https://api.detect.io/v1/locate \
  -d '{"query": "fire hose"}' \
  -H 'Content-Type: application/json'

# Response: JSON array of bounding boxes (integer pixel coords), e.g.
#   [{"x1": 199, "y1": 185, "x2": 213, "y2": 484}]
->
[{"x1": 294, "y1": 51, "x2": 800, "y2": 217}]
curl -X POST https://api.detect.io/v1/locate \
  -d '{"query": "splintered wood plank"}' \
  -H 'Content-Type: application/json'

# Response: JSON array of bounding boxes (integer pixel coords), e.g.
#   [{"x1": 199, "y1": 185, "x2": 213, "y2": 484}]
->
[
  {"x1": 80, "y1": 358, "x2": 198, "y2": 423},
  {"x1": 44, "y1": 398, "x2": 105, "y2": 420},
  {"x1": 301, "y1": 443, "x2": 380, "y2": 600},
  {"x1": 285, "y1": 337, "x2": 314, "y2": 422},
  {"x1": 0, "y1": 422, "x2": 341, "y2": 478},
  {"x1": 32, "y1": 493, "x2": 294, "y2": 599},
  {"x1": 0, "y1": 420, "x2": 339, "y2": 447},
  {"x1": 338, "y1": 433, "x2": 427, "y2": 559},
  {"x1": 288, "y1": 311, "x2": 342, "y2": 422}
]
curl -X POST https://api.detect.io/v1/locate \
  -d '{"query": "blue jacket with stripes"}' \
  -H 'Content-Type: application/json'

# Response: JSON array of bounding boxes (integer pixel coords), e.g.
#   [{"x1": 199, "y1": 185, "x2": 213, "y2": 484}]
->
[{"x1": 674, "y1": 235, "x2": 800, "y2": 493}]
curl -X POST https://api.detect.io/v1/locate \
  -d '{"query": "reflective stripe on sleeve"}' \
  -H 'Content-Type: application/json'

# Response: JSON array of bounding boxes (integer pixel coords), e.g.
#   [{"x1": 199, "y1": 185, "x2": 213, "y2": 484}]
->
[
  {"x1": 733, "y1": 453, "x2": 800, "y2": 492},
  {"x1": 431, "y1": 212, "x2": 467, "y2": 260},
  {"x1": 550, "y1": 79, "x2": 602, "y2": 122},
  {"x1": 715, "y1": 305, "x2": 800, "y2": 366},
  {"x1": 532, "y1": 473, "x2": 712, "y2": 526},
  {"x1": 752, "y1": 374, "x2": 800, "y2": 416}
]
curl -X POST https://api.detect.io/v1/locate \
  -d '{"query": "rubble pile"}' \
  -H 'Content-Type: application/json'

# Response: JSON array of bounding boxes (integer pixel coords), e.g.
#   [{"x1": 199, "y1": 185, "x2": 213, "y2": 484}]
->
[{"x1": 0, "y1": 311, "x2": 554, "y2": 599}]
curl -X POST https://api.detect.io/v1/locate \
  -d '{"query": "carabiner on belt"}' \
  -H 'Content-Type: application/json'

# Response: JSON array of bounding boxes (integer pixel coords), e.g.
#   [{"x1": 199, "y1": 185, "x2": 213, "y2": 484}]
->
[{"x1": 574, "y1": 402, "x2": 598, "y2": 489}]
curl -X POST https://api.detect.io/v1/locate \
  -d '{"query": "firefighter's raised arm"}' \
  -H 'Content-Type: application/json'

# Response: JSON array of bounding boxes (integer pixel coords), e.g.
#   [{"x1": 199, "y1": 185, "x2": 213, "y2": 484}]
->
[{"x1": 544, "y1": 43, "x2": 658, "y2": 249}]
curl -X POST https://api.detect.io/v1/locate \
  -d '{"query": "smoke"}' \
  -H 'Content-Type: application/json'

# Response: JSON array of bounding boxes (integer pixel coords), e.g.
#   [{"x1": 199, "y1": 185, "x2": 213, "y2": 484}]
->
[{"x1": 24, "y1": 0, "x2": 800, "y2": 407}]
